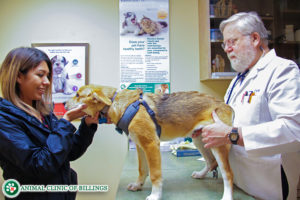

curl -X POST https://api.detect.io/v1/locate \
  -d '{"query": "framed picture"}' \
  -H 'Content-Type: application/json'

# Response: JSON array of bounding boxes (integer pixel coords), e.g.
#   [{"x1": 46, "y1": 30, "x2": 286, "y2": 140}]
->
[{"x1": 32, "y1": 43, "x2": 89, "y2": 116}]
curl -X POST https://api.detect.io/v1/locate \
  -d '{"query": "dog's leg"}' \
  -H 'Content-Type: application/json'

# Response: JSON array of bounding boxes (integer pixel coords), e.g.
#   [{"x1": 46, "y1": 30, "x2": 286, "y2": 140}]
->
[
  {"x1": 120, "y1": 29, "x2": 128, "y2": 35},
  {"x1": 128, "y1": 108, "x2": 163, "y2": 200},
  {"x1": 63, "y1": 77, "x2": 74, "y2": 95},
  {"x1": 134, "y1": 28, "x2": 140, "y2": 36},
  {"x1": 52, "y1": 83, "x2": 57, "y2": 94},
  {"x1": 130, "y1": 135, "x2": 162, "y2": 200},
  {"x1": 142, "y1": 140, "x2": 162, "y2": 200},
  {"x1": 127, "y1": 145, "x2": 149, "y2": 191},
  {"x1": 212, "y1": 146, "x2": 233, "y2": 200},
  {"x1": 192, "y1": 135, "x2": 218, "y2": 178}
]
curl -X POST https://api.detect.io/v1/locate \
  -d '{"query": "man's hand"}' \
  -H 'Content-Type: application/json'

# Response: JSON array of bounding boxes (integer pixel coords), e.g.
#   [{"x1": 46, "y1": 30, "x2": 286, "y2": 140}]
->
[{"x1": 201, "y1": 111, "x2": 232, "y2": 148}]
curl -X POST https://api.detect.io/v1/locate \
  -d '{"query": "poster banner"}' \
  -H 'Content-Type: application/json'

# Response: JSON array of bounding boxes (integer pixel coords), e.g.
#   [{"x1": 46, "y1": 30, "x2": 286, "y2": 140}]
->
[
  {"x1": 119, "y1": 0, "x2": 170, "y2": 94},
  {"x1": 32, "y1": 43, "x2": 88, "y2": 116}
]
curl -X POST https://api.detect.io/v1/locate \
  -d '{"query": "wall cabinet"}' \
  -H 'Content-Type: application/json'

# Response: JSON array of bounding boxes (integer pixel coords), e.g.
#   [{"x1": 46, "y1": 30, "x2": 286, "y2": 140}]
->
[
  {"x1": 274, "y1": 0, "x2": 300, "y2": 66},
  {"x1": 199, "y1": 0, "x2": 300, "y2": 81}
]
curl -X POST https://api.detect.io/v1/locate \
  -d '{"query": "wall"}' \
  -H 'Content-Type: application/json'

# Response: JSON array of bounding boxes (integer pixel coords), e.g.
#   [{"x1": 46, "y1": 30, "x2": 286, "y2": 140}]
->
[{"x1": 0, "y1": 0, "x2": 230, "y2": 199}]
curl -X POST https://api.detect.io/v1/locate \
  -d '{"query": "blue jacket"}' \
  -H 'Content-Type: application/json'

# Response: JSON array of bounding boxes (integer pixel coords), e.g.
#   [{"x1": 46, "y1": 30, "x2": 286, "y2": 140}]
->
[{"x1": 0, "y1": 98, "x2": 97, "y2": 200}]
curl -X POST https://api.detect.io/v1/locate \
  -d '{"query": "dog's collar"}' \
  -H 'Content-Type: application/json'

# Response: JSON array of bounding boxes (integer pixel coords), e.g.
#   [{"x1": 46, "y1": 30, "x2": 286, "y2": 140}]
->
[
  {"x1": 111, "y1": 91, "x2": 118, "y2": 102},
  {"x1": 116, "y1": 93, "x2": 161, "y2": 138}
]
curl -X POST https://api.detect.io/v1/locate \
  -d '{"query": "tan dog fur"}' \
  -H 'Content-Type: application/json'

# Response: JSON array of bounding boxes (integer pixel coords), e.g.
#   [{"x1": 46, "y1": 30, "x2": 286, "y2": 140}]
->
[{"x1": 67, "y1": 85, "x2": 234, "y2": 200}]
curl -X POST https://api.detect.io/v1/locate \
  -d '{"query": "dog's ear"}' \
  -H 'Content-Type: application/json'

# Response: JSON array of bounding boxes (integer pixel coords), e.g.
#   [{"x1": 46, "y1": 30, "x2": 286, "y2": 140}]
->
[
  {"x1": 51, "y1": 55, "x2": 57, "y2": 64},
  {"x1": 93, "y1": 91, "x2": 112, "y2": 106},
  {"x1": 63, "y1": 57, "x2": 69, "y2": 66}
]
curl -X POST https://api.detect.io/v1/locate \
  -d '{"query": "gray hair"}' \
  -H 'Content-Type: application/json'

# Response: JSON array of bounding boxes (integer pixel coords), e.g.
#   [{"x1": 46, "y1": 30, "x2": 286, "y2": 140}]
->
[{"x1": 220, "y1": 12, "x2": 268, "y2": 45}]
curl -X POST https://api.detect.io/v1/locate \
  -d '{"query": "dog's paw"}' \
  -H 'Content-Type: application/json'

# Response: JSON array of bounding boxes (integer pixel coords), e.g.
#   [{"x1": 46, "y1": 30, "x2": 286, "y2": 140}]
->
[
  {"x1": 64, "y1": 91, "x2": 73, "y2": 95},
  {"x1": 221, "y1": 196, "x2": 233, "y2": 200},
  {"x1": 146, "y1": 194, "x2": 161, "y2": 200},
  {"x1": 127, "y1": 182, "x2": 143, "y2": 191},
  {"x1": 191, "y1": 170, "x2": 207, "y2": 179}
]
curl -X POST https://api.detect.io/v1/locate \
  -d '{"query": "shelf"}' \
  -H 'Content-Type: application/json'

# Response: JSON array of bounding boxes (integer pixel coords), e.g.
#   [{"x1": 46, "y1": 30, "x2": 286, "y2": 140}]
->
[
  {"x1": 282, "y1": 9, "x2": 300, "y2": 14},
  {"x1": 200, "y1": 0, "x2": 298, "y2": 82},
  {"x1": 211, "y1": 72, "x2": 237, "y2": 79},
  {"x1": 201, "y1": 73, "x2": 237, "y2": 81},
  {"x1": 261, "y1": 16, "x2": 274, "y2": 20},
  {"x1": 201, "y1": 77, "x2": 235, "y2": 81},
  {"x1": 207, "y1": 1, "x2": 276, "y2": 82},
  {"x1": 277, "y1": 41, "x2": 300, "y2": 45},
  {"x1": 211, "y1": 16, "x2": 273, "y2": 20},
  {"x1": 210, "y1": 16, "x2": 230, "y2": 19},
  {"x1": 211, "y1": 40, "x2": 223, "y2": 43}
]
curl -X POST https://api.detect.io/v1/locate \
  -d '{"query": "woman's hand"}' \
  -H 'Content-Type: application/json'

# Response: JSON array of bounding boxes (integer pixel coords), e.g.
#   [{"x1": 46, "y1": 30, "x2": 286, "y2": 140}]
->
[
  {"x1": 201, "y1": 111, "x2": 232, "y2": 148},
  {"x1": 85, "y1": 111, "x2": 100, "y2": 126},
  {"x1": 63, "y1": 104, "x2": 88, "y2": 122}
]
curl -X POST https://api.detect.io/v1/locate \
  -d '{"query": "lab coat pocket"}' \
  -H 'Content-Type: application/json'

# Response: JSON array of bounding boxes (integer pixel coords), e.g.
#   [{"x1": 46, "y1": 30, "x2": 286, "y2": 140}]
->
[{"x1": 236, "y1": 92, "x2": 266, "y2": 125}]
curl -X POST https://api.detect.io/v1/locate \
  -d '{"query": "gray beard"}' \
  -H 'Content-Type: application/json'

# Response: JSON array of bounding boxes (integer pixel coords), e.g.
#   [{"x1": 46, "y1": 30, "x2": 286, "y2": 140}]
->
[{"x1": 229, "y1": 41, "x2": 256, "y2": 72}]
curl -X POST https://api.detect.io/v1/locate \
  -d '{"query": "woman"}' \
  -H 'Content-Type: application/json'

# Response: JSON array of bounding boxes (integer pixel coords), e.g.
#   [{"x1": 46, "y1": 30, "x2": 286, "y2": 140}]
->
[{"x1": 0, "y1": 47, "x2": 99, "y2": 200}]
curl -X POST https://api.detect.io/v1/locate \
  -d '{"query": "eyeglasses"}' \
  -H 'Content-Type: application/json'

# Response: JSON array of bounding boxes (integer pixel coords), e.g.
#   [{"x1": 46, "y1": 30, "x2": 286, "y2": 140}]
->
[
  {"x1": 221, "y1": 34, "x2": 250, "y2": 50},
  {"x1": 221, "y1": 38, "x2": 238, "y2": 50}
]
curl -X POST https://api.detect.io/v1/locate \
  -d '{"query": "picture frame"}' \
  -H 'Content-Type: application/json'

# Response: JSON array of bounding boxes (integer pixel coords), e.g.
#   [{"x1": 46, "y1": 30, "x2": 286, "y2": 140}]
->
[{"x1": 32, "y1": 43, "x2": 89, "y2": 116}]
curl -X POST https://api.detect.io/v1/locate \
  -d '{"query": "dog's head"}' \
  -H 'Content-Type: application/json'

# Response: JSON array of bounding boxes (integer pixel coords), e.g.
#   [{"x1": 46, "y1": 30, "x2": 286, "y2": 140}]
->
[
  {"x1": 66, "y1": 85, "x2": 113, "y2": 117},
  {"x1": 51, "y1": 55, "x2": 69, "y2": 75},
  {"x1": 123, "y1": 12, "x2": 137, "y2": 25}
]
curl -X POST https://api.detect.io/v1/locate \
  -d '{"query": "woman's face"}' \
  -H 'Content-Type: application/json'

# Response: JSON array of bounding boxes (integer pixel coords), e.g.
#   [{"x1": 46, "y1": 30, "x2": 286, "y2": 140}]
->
[{"x1": 17, "y1": 61, "x2": 50, "y2": 106}]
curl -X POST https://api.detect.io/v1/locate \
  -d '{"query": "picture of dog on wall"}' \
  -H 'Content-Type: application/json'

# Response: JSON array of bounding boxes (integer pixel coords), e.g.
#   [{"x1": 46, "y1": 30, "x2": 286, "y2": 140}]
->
[
  {"x1": 120, "y1": 11, "x2": 168, "y2": 37},
  {"x1": 51, "y1": 55, "x2": 74, "y2": 95},
  {"x1": 121, "y1": 12, "x2": 141, "y2": 36}
]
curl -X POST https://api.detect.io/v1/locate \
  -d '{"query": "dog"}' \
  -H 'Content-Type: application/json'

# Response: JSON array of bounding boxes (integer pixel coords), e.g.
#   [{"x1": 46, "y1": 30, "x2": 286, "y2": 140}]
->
[
  {"x1": 66, "y1": 85, "x2": 234, "y2": 200},
  {"x1": 121, "y1": 12, "x2": 141, "y2": 36},
  {"x1": 51, "y1": 55, "x2": 73, "y2": 95}
]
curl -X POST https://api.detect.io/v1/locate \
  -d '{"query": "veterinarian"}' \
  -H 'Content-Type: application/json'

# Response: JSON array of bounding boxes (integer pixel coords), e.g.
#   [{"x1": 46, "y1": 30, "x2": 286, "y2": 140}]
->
[
  {"x1": 0, "y1": 47, "x2": 99, "y2": 200},
  {"x1": 201, "y1": 12, "x2": 300, "y2": 200}
]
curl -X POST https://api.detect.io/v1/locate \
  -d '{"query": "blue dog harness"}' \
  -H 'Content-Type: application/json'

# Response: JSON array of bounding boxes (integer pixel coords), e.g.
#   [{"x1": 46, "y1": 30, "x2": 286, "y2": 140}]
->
[{"x1": 115, "y1": 93, "x2": 161, "y2": 138}]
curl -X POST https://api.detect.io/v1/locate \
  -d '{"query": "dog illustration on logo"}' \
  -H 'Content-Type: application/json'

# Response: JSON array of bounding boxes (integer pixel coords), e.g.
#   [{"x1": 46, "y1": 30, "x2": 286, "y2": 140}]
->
[{"x1": 51, "y1": 55, "x2": 73, "y2": 95}]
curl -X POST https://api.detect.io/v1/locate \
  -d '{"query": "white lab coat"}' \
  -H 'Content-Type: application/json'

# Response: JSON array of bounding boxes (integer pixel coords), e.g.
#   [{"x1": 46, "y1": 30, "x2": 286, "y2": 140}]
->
[{"x1": 224, "y1": 49, "x2": 300, "y2": 200}]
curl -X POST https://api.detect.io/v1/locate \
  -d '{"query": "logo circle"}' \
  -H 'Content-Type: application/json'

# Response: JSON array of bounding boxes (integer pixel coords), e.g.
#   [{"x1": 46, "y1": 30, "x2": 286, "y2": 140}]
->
[
  {"x1": 2, "y1": 179, "x2": 21, "y2": 198},
  {"x1": 120, "y1": 84, "x2": 126, "y2": 89},
  {"x1": 72, "y1": 59, "x2": 78, "y2": 65},
  {"x1": 76, "y1": 73, "x2": 82, "y2": 79},
  {"x1": 72, "y1": 85, "x2": 78, "y2": 91}
]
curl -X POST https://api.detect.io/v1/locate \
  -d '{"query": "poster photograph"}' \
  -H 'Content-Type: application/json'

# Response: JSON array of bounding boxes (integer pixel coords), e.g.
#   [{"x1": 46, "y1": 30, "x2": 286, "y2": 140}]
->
[
  {"x1": 32, "y1": 43, "x2": 89, "y2": 116},
  {"x1": 119, "y1": 0, "x2": 170, "y2": 93}
]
